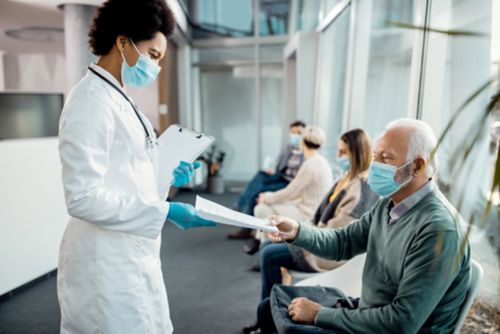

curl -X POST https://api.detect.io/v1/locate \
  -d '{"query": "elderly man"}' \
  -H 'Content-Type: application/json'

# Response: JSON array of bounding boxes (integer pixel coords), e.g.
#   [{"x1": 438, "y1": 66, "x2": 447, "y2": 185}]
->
[{"x1": 256, "y1": 119, "x2": 471, "y2": 334}]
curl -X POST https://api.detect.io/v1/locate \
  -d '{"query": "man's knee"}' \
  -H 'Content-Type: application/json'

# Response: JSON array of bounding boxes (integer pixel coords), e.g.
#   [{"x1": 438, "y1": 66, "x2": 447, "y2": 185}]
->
[
  {"x1": 252, "y1": 171, "x2": 270, "y2": 184},
  {"x1": 259, "y1": 243, "x2": 274, "y2": 266}
]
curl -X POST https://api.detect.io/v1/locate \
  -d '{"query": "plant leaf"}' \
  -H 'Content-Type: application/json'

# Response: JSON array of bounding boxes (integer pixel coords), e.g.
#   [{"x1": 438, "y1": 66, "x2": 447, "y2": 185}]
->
[
  {"x1": 386, "y1": 20, "x2": 490, "y2": 37},
  {"x1": 431, "y1": 79, "x2": 495, "y2": 162}
]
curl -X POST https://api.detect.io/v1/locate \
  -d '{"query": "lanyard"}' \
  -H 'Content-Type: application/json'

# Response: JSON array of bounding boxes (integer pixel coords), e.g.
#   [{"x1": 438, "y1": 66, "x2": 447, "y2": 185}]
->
[{"x1": 88, "y1": 66, "x2": 155, "y2": 147}]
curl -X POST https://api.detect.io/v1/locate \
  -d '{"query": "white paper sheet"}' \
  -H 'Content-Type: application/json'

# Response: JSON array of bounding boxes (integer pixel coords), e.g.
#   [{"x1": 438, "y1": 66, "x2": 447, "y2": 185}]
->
[{"x1": 195, "y1": 196, "x2": 279, "y2": 233}]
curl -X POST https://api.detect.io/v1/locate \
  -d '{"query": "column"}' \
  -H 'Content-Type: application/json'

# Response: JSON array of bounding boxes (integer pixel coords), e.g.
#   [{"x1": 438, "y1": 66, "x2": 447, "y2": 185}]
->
[{"x1": 61, "y1": 4, "x2": 96, "y2": 90}]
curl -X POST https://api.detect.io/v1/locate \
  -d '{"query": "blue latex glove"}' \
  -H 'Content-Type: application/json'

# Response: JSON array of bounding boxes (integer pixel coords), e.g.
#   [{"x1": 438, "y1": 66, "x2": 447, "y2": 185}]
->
[
  {"x1": 166, "y1": 202, "x2": 217, "y2": 230},
  {"x1": 172, "y1": 161, "x2": 202, "y2": 187}
]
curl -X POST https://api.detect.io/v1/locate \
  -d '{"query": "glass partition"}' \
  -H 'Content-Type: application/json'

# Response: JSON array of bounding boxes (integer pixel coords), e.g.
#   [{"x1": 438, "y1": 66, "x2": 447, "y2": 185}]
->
[
  {"x1": 260, "y1": 64, "x2": 285, "y2": 168},
  {"x1": 348, "y1": 0, "x2": 417, "y2": 138},
  {"x1": 259, "y1": 0, "x2": 290, "y2": 36},
  {"x1": 196, "y1": 46, "x2": 255, "y2": 64},
  {"x1": 314, "y1": 5, "x2": 351, "y2": 166},
  {"x1": 419, "y1": 0, "x2": 493, "y2": 220},
  {"x1": 200, "y1": 68, "x2": 258, "y2": 181},
  {"x1": 191, "y1": 0, "x2": 254, "y2": 38},
  {"x1": 296, "y1": 0, "x2": 322, "y2": 32}
]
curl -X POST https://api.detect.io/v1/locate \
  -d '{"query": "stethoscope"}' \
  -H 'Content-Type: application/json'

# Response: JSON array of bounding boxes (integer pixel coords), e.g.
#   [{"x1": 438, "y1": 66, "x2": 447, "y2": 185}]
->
[{"x1": 88, "y1": 66, "x2": 157, "y2": 148}]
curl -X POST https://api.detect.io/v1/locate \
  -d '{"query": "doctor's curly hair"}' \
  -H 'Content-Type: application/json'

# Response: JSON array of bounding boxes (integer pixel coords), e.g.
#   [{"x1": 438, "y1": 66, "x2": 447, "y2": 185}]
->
[{"x1": 88, "y1": 0, "x2": 176, "y2": 56}]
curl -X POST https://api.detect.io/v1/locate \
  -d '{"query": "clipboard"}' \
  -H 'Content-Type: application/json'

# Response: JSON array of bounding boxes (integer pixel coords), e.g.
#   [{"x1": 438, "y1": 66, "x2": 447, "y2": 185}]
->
[{"x1": 157, "y1": 124, "x2": 214, "y2": 199}]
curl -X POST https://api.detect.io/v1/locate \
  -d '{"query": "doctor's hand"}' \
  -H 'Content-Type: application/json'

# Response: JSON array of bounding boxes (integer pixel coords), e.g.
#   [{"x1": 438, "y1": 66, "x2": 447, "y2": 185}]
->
[
  {"x1": 267, "y1": 215, "x2": 299, "y2": 242},
  {"x1": 172, "y1": 161, "x2": 202, "y2": 187},
  {"x1": 166, "y1": 202, "x2": 217, "y2": 230}
]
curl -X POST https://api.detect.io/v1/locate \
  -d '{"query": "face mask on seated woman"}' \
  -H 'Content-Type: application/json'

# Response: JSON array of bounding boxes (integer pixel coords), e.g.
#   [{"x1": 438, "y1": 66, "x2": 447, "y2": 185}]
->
[{"x1": 336, "y1": 156, "x2": 350, "y2": 172}]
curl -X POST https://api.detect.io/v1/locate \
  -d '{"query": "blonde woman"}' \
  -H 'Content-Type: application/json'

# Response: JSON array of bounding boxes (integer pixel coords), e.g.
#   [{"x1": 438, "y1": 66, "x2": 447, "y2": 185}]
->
[{"x1": 244, "y1": 126, "x2": 333, "y2": 255}]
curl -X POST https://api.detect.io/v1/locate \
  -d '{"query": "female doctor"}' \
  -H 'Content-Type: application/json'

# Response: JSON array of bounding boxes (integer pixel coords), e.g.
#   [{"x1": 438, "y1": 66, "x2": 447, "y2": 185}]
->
[{"x1": 57, "y1": 0, "x2": 214, "y2": 333}]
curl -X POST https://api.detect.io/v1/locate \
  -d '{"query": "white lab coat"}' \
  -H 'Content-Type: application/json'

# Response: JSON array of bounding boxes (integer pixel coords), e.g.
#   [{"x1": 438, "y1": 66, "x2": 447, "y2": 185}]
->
[{"x1": 57, "y1": 64, "x2": 173, "y2": 334}]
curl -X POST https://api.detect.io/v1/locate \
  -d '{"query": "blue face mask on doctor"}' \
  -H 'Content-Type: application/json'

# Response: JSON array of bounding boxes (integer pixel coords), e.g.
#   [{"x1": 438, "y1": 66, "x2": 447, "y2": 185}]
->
[
  {"x1": 121, "y1": 39, "x2": 160, "y2": 87},
  {"x1": 367, "y1": 160, "x2": 414, "y2": 197}
]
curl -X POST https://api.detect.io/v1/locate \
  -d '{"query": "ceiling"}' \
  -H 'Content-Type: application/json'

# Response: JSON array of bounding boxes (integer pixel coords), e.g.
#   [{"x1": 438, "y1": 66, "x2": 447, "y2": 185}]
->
[{"x1": 0, "y1": 0, "x2": 102, "y2": 55}]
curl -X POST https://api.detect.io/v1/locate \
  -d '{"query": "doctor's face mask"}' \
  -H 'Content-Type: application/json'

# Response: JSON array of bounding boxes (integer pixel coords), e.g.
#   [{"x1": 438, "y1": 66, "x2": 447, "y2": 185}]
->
[{"x1": 120, "y1": 39, "x2": 161, "y2": 87}]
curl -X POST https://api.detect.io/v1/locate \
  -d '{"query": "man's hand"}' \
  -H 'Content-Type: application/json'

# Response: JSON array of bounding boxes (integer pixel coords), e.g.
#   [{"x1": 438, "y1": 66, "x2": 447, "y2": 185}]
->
[
  {"x1": 288, "y1": 297, "x2": 322, "y2": 324},
  {"x1": 267, "y1": 215, "x2": 300, "y2": 242}
]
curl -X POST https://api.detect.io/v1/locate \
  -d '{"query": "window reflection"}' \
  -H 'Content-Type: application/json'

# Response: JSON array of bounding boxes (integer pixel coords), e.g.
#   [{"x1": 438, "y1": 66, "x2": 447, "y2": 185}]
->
[{"x1": 259, "y1": 0, "x2": 290, "y2": 36}]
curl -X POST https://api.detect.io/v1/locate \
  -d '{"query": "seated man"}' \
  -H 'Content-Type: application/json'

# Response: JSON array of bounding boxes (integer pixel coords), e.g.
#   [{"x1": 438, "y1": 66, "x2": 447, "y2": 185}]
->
[
  {"x1": 228, "y1": 120, "x2": 306, "y2": 239},
  {"x1": 256, "y1": 119, "x2": 471, "y2": 334}
]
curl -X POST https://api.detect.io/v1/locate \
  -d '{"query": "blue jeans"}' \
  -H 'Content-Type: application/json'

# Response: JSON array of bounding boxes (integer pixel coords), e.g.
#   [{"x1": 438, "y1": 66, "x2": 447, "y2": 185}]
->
[
  {"x1": 235, "y1": 171, "x2": 289, "y2": 215},
  {"x1": 260, "y1": 243, "x2": 298, "y2": 300},
  {"x1": 257, "y1": 297, "x2": 276, "y2": 334}
]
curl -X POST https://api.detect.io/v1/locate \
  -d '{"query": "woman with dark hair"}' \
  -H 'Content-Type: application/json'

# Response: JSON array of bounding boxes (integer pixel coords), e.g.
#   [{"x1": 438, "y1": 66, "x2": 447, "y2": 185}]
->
[
  {"x1": 57, "y1": 1, "x2": 214, "y2": 332},
  {"x1": 243, "y1": 129, "x2": 379, "y2": 334}
]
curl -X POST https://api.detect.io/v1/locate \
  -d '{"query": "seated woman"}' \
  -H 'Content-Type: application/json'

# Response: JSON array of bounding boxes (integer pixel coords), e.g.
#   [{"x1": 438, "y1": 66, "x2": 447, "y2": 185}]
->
[
  {"x1": 244, "y1": 126, "x2": 333, "y2": 254},
  {"x1": 243, "y1": 128, "x2": 379, "y2": 334},
  {"x1": 227, "y1": 120, "x2": 306, "y2": 239},
  {"x1": 245, "y1": 126, "x2": 333, "y2": 254}
]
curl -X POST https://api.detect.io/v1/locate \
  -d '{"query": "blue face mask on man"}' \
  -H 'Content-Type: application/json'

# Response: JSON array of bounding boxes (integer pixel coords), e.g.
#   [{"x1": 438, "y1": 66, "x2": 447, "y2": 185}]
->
[
  {"x1": 336, "y1": 156, "x2": 350, "y2": 172},
  {"x1": 367, "y1": 160, "x2": 414, "y2": 197},
  {"x1": 121, "y1": 39, "x2": 160, "y2": 87},
  {"x1": 290, "y1": 134, "x2": 302, "y2": 147}
]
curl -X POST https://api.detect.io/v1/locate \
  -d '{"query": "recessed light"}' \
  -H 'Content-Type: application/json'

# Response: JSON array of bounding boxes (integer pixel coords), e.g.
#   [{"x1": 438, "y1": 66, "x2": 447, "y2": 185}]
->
[{"x1": 5, "y1": 27, "x2": 64, "y2": 42}]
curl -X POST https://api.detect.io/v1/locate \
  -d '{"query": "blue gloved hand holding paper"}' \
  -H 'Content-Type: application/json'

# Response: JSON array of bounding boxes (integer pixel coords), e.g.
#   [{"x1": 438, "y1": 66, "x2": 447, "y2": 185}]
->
[
  {"x1": 166, "y1": 202, "x2": 217, "y2": 230},
  {"x1": 172, "y1": 160, "x2": 202, "y2": 187}
]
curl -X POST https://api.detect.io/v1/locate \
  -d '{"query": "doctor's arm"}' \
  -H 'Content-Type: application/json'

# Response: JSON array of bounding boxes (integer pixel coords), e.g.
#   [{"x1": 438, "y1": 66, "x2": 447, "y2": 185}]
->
[{"x1": 59, "y1": 96, "x2": 168, "y2": 239}]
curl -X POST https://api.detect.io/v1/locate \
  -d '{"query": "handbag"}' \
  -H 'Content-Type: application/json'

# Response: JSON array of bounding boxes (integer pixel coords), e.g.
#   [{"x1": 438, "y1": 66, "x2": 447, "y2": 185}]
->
[{"x1": 270, "y1": 284, "x2": 358, "y2": 334}]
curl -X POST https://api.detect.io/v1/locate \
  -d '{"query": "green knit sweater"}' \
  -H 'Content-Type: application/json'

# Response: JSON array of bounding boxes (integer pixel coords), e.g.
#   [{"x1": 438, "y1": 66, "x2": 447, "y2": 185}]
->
[{"x1": 292, "y1": 189, "x2": 471, "y2": 334}]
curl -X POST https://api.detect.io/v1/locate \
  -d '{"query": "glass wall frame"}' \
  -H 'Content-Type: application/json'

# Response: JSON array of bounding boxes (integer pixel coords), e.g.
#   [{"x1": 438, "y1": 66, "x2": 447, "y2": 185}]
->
[
  {"x1": 312, "y1": 1, "x2": 352, "y2": 175},
  {"x1": 340, "y1": 0, "x2": 426, "y2": 139},
  {"x1": 188, "y1": 0, "x2": 289, "y2": 182},
  {"x1": 315, "y1": 0, "x2": 496, "y2": 223},
  {"x1": 417, "y1": 0, "x2": 494, "y2": 222}
]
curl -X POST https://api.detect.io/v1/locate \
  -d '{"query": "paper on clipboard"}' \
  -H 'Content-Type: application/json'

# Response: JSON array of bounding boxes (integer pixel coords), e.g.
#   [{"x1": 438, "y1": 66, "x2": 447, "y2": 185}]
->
[
  {"x1": 157, "y1": 125, "x2": 214, "y2": 199},
  {"x1": 195, "y1": 196, "x2": 279, "y2": 233}
]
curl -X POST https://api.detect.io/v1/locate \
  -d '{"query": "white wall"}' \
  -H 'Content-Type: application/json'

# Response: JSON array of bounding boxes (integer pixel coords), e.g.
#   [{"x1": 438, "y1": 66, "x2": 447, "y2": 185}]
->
[
  {"x1": 0, "y1": 138, "x2": 68, "y2": 295},
  {"x1": 1, "y1": 52, "x2": 161, "y2": 130},
  {"x1": 128, "y1": 82, "x2": 161, "y2": 131},
  {"x1": 3, "y1": 53, "x2": 66, "y2": 92}
]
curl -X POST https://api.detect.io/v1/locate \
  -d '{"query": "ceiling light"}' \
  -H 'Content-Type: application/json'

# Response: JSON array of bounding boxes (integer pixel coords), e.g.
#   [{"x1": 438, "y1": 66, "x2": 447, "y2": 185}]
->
[{"x1": 5, "y1": 27, "x2": 64, "y2": 42}]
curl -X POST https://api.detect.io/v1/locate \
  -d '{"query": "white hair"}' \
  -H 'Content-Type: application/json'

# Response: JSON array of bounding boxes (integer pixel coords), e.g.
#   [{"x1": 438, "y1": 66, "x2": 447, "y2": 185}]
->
[
  {"x1": 303, "y1": 125, "x2": 326, "y2": 147},
  {"x1": 385, "y1": 118, "x2": 438, "y2": 178}
]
